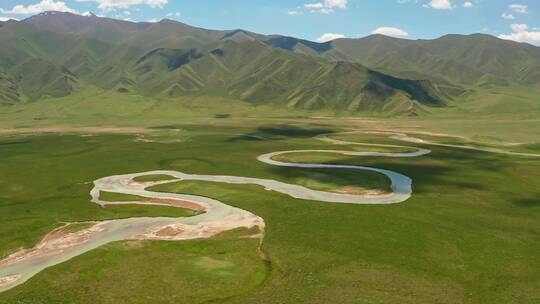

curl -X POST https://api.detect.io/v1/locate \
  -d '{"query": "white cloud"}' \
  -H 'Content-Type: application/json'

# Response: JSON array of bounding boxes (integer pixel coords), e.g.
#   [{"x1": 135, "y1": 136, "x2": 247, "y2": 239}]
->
[
  {"x1": 0, "y1": 0, "x2": 77, "y2": 14},
  {"x1": 166, "y1": 11, "x2": 180, "y2": 17},
  {"x1": 463, "y1": 2, "x2": 474, "y2": 8},
  {"x1": 0, "y1": 16, "x2": 18, "y2": 21},
  {"x1": 305, "y1": 3, "x2": 324, "y2": 9},
  {"x1": 324, "y1": 0, "x2": 348, "y2": 8},
  {"x1": 304, "y1": 0, "x2": 347, "y2": 14},
  {"x1": 287, "y1": 10, "x2": 302, "y2": 16},
  {"x1": 501, "y1": 4, "x2": 526, "y2": 20},
  {"x1": 75, "y1": 0, "x2": 168, "y2": 12},
  {"x1": 424, "y1": 0, "x2": 453, "y2": 10},
  {"x1": 510, "y1": 23, "x2": 528, "y2": 32},
  {"x1": 509, "y1": 4, "x2": 528, "y2": 14},
  {"x1": 372, "y1": 26, "x2": 409, "y2": 37},
  {"x1": 502, "y1": 12, "x2": 515, "y2": 20},
  {"x1": 498, "y1": 23, "x2": 540, "y2": 45},
  {"x1": 146, "y1": 0, "x2": 167, "y2": 7},
  {"x1": 316, "y1": 33, "x2": 345, "y2": 42}
]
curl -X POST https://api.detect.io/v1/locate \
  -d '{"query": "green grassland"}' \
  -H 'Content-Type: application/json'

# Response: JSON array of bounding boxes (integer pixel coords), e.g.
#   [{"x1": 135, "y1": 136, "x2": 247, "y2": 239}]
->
[
  {"x1": 101, "y1": 203, "x2": 198, "y2": 218},
  {"x1": 0, "y1": 83, "x2": 539, "y2": 146},
  {"x1": 98, "y1": 190, "x2": 200, "y2": 217},
  {"x1": 150, "y1": 165, "x2": 392, "y2": 198},
  {"x1": 99, "y1": 191, "x2": 151, "y2": 202},
  {"x1": 1, "y1": 236, "x2": 267, "y2": 304},
  {"x1": 2, "y1": 13, "x2": 540, "y2": 303},
  {"x1": 0, "y1": 122, "x2": 539, "y2": 303}
]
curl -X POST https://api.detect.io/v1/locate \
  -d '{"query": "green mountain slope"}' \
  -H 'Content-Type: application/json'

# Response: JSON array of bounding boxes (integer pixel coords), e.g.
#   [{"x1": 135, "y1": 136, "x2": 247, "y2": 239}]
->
[
  {"x1": 1, "y1": 11, "x2": 540, "y2": 116},
  {"x1": 260, "y1": 33, "x2": 540, "y2": 87},
  {"x1": 11, "y1": 58, "x2": 79, "y2": 100},
  {"x1": 0, "y1": 12, "x2": 446, "y2": 114},
  {"x1": 323, "y1": 34, "x2": 540, "y2": 86},
  {"x1": 128, "y1": 40, "x2": 445, "y2": 114},
  {"x1": 0, "y1": 70, "x2": 19, "y2": 105}
]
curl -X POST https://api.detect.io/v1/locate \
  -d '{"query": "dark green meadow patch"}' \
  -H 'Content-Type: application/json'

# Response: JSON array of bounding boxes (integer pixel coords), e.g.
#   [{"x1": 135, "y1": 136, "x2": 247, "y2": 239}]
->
[{"x1": 256, "y1": 125, "x2": 334, "y2": 139}]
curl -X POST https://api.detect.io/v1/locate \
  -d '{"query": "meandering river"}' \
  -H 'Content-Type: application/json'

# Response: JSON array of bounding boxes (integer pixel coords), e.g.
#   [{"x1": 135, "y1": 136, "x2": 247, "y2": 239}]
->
[{"x1": 1, "y1": 131, "x2": 537, "y2": 293}]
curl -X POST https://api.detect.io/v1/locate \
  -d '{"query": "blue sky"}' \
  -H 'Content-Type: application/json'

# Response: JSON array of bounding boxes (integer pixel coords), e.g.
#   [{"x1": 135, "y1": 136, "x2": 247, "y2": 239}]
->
[{"x1": 1, "y1": 0, "x2": 539, "y2": 44}]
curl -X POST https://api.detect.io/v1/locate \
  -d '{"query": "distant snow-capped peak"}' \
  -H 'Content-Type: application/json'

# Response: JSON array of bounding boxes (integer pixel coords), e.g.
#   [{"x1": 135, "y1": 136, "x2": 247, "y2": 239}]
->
[{"x1": 81, "y1": 12, "x2": 97, "y2": 17}]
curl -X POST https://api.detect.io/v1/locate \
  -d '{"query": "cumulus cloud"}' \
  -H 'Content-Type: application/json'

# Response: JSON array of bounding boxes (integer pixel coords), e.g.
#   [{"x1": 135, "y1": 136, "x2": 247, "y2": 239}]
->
[
  {"x1": 502, "y1": 12, "x2": 515, "y2": 20},
  {"x1": 304, "y1": 0, "x2": 347, "y2": 14},
  {"x1": 424, "y1": 0, "x2": 453, "y2": 10},
  {"x1": 372, "y1": 26, "x2": 409, "y2": 37},
  {"x1": 463, "y1": 2, "x2": 474, "y2": 8},
  {"x1": 316, "y1": 33, "x2": 345, "y2": 42},
  {"x1": 509, "y1": 4, "x2": 528, "y2": 14},
  {"x1": 510, "y1": 23, "x2": 528, "y2": 32},
  {"x1": 498, "y1": 23, "x2": 540, "y2": 45},
  {"x1": 75, "y1": 0, "x2": 168, "y2": 12},
  {"x1": 0, "y1": 0, "x2": 77, "y2": 14}
]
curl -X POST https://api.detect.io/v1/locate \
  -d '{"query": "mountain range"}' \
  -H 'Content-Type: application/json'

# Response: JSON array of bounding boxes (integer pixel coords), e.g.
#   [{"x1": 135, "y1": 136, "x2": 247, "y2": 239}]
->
[{"x1": 1, "y1": 11, "x2": 540, "y2": 114}]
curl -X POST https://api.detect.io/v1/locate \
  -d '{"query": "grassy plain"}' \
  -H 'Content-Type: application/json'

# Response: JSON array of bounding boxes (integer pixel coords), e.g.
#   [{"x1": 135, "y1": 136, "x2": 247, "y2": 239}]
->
[
  {"x1": 0, "y1": 116, "x2": 539, "y2": 303},
  {"x1": 1, "y1": 85, "x2": 540, "y2": 143}
]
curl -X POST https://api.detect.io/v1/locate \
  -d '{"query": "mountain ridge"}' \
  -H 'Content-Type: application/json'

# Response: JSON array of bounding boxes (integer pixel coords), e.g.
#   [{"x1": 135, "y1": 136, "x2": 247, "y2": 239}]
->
[{"x1": 0, "y1": 11, "x2": 539, "y2": 115}]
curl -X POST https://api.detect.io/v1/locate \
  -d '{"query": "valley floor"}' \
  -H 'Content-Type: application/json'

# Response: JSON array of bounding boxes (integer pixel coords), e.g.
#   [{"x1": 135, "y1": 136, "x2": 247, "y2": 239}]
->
[{"x1": 0, "y1": 117, "x2": 538, "y2": 303}]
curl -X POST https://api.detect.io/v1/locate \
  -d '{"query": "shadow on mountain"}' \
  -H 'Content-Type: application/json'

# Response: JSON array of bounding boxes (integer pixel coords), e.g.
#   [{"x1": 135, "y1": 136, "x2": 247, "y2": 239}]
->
[{"x1": 264, "y1": 36, "x2": 332, "y2": 53}]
